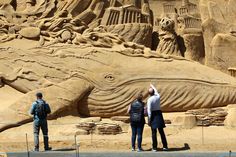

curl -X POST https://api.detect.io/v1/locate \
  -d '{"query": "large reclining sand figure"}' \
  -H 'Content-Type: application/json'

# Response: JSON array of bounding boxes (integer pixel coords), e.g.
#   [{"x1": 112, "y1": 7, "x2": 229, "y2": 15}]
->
[{"x1": 0, "y1": 30, "x2": 236, "y2": 132}]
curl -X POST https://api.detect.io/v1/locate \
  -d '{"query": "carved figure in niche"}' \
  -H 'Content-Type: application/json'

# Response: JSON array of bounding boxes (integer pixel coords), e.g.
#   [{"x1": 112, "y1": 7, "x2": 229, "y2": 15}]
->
[{"x1": 156, "y1": 17, "x2": 181, "y2": 56}]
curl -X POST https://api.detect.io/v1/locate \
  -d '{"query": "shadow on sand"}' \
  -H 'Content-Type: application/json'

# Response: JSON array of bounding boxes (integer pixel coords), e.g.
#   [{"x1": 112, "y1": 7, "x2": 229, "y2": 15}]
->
[{"x1": 145, "y1": 143, "x2": 190, "y2": 152}]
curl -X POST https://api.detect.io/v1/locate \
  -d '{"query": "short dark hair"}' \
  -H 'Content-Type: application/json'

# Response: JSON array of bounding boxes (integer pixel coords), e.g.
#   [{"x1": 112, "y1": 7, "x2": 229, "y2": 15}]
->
[{"x1": 36, "y1": 92, "x2": 43, "y2": 98}]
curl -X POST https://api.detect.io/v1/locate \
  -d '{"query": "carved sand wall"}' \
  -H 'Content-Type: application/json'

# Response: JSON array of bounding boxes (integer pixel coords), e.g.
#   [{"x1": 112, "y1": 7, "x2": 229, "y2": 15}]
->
[
  {"x1": 0, "y1": 0, "x2": 236, "y2": 132},
  {"x1": 150, "y1": 0, "x2": 205, "y2": 63},
  {"x1": 0, "y1": 0, "x2": 152, "y2": 46},
  {"x1": 150, "y1": 0, "x2": 236, "y2": 74},
  {"x1": 199, "y1": 0, "x2": 236, "y2": 74}
]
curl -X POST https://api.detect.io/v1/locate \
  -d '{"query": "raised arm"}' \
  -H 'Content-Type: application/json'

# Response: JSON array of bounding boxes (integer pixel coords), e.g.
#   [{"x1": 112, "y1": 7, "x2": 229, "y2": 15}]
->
[{"x1": 150, "y1": 84, "x2": 159, "y2": 96}]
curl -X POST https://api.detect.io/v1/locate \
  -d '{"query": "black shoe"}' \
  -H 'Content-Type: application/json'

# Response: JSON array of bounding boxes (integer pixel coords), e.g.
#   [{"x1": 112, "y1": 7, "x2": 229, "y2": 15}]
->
[
  {"x1": 45, "y1": 147, "x2": 52, "y2": 151},
  {"x1": 33, "y1": 148, "x2": 39, "y2": 152}
]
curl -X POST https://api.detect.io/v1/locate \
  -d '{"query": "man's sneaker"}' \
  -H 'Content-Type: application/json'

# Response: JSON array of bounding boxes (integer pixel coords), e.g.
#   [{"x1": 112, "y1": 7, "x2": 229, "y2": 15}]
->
[
  {"x1": 137, "y1": 148, "x2": 143, "y2": 152},
  {"x1": 45, "y1": 147, "x2": 52, "y2": 151},
  {"x1": 152, "y1": 149, "x2": 157, "y2": 152},
  {"x1": 163, "y1": 147, "x2": 168, "y2": 151},
  {"x1": 131, "y1": 147, "x2": 135, "y2": 151}
]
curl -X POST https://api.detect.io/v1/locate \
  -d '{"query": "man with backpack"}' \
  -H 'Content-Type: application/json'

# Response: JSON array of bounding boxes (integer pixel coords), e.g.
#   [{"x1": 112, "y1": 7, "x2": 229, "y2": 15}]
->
[
  {"x1": 30, "y1": 92, "x2": 51, "y2": 151},
  {"x1": 127, "y1": 93, "x2": 145, "y2": 152}
]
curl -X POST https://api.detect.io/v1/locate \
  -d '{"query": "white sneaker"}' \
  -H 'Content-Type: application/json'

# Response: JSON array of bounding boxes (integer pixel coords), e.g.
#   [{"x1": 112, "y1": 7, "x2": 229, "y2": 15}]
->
[
  {"x1": 137, "y1": 148, "x2": 143, "y2": 152},
  {"x1": 163, "y1": 147, "x2": 168, "y2": 151},
  {"x1": 152, "y1": 149, "x2": 157, "y2": 152},
  {"x1": 131, "y1": 148, "x2": 135, "y2": 151}
]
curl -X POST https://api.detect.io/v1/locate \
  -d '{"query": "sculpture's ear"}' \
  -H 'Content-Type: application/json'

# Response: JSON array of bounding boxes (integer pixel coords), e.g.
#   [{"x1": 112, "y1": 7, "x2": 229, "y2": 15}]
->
[{"x1": 0, "y1": 78, "x2": 93, "y2": 132}]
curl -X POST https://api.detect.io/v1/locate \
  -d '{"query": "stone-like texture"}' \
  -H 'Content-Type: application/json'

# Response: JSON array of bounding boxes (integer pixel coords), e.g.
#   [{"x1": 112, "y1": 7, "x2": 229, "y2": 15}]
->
[
  {"x1": 186, "y1": 108, "x2": 228, "y2": 126},
  {"x1": 150, "y1": 0, "x2": 236, "y2": 73},
  {"x1": 199, "y1": 0, "x2": 236, "y2": 73},
  {"x1": 95, "y1": 123, "x2": 122, "y2": 135},
  {"x1": 173, "y1": 115, "x2": 197, "y2": 129},
  {"x1": 224, "y1": 108, "x2": 236, "y2": 128},
  {"x1": 76, "y1": 122, "x2": 96, "y2": 132},
  {"x1": 107, "y1": 23, "x2": 153, "y2": 48},
  {"x1": 19, "y1": 27, "x2": 41, "y2": 39},
  {"x1": 110, "y1": 116, "x2": 130, "y2": 123},
  {"x1": 183, "y1": 30, "x2": 205, "y2": 63},
  {"x1": 75, "y1": 129, "x2": 89, "y2": 135},
  {"x1": 209, "y1": 33, "x2": 236, "y2": 73},
  {"x1": 76, "y1": 121, "x2": 122, "y2": 135},
  {"x1": 79, "y1": 117, "x2": 102, "y2": 123}
]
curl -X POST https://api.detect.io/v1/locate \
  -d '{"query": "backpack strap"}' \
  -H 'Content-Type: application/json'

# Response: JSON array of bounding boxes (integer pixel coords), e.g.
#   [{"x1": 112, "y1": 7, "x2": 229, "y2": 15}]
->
[{"x1": 35, "y1": 100, "x2": 46, "y2": 105}]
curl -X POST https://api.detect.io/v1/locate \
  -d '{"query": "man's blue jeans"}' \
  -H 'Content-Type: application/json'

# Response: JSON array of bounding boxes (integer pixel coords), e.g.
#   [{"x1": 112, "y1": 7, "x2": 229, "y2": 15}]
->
[
  {"x1": 131, "y1": 123, "x2": 144, "y2": 149},
  {"x1": 33, "y1": 119, "x2": 49, "y2": 150}
]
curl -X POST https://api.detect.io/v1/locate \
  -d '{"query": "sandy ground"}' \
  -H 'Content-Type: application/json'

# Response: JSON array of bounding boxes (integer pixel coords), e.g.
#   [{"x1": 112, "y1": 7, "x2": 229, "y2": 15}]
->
[{"x1": 0, "y1": 115, "x2": 236, "y2": 153}]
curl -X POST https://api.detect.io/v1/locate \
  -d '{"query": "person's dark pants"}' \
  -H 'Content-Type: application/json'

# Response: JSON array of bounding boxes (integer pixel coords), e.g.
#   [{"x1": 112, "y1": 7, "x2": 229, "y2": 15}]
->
[
  {"x1": 151, "y1": 127, "x2": 168, "y2": 149},
  {"x1": 131, "y1": 123, "x2": 144, "y2": 149},
  {"x1": 33, "y1": 119, "x2": 49, "y2": 150}
]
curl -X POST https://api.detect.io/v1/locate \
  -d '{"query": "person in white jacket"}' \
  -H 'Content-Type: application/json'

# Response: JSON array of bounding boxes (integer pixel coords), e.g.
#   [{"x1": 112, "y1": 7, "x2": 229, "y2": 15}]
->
[{"x1": 147, "y1": 84, "x2": 168, "y2": 151}]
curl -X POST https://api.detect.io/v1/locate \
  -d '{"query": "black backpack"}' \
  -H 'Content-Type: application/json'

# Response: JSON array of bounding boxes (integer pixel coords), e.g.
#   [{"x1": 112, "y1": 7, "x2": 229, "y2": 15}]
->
[
  {"x1": 35, "y1": 100, "x2": 47, "y2": 119},
  {"x1": 130, "y1": 100, "x2": 143, "y2": 123}
]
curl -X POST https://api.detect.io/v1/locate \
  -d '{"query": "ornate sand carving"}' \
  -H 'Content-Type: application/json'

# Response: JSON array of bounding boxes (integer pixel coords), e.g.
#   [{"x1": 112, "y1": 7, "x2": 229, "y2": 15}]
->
[
  {"x1": 228, "y1": 68, "x2": 236, "y2": 78},
  {"x1": 199, "y1": 0, "x2": 236, "y2": 73},
  {"x1": 101, "y1": 0, "x2": 153, "y2": 47},
  {"x1": 0, "y1": 0, "x2": 153, "y2": 47},
  {"x1": 152, "y1": 0, "x2": 203, "y2": 61},
  {"x1": 156, "y1": 17, "x2": 181, "y2": 56}
]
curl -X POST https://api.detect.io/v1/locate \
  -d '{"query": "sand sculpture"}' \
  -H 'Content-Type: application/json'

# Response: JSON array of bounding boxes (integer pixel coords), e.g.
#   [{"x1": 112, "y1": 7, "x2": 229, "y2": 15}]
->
[
  {"x1": 0, "y1": 0, "x2": 236, "y2": 132},
  {"x1": 156, "y1": 17, "x2": 181, "y2": 56},
  {"x1": 151, "y1": 0, "x2": 236, "y2": 72}
]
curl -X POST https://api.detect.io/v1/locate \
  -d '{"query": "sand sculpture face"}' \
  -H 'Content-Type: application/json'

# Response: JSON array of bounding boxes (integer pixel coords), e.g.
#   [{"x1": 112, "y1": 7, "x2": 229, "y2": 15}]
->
[
  {"x1": 159, "y1": 17, "x2": 175, "y2": 32},
  {"x1": 0, "y1": 0, "x2": 236, "y2": 132},
  {"x1": 156, "y1": 17, "x2": 182, "y2": 56}
]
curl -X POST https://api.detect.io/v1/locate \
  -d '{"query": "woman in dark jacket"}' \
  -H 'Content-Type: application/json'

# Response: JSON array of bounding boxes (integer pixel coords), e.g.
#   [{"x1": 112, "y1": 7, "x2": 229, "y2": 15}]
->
[{"x1": 127, "y1": 93, "x2": 145, "y2": 152}]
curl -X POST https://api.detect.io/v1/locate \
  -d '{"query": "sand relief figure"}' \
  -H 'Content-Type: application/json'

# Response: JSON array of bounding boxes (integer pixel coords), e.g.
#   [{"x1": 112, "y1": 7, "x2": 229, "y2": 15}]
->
[
  {"x1": 156, "y1": 17, "x2": 181, "y2": 56},
  {"x1": 0, "y1": 0, "x2": 109, "y2": 44},
  {"x1": 0, "y1": 0, "x2": 235, "y2": 133},
  {"x1": 0, "y1": 0, "x2": 153, "y2": 46}
]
